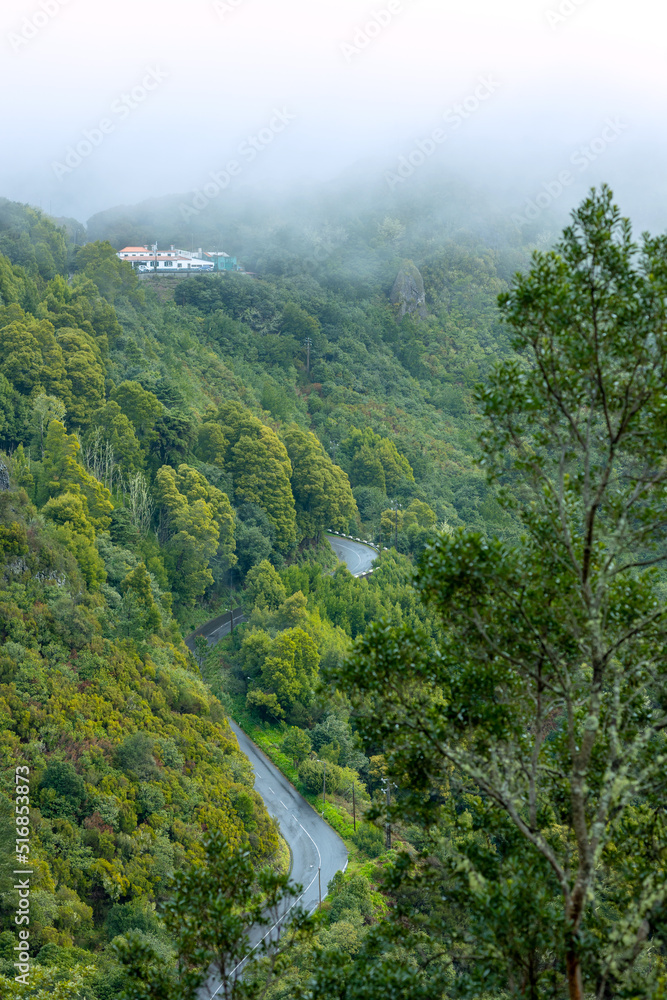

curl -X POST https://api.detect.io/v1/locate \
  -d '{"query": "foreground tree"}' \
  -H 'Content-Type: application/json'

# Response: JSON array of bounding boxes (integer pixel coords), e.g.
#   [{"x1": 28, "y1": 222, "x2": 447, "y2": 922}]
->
[
  {"x1": 113, "y1": 831, "x2": 311, "y2": 1000},
  {"x1": 334, "y1": 188, "x2": 667, "y2": 998}
]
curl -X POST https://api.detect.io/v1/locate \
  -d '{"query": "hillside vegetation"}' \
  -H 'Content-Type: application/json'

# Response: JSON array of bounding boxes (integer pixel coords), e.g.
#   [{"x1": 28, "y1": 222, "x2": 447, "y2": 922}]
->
[{"x1": 0, "y1": 188, "x2": 539, "y2": 997}]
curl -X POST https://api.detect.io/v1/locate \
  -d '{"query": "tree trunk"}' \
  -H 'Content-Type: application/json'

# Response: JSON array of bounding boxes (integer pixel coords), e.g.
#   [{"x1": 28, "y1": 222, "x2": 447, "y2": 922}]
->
[{"x1": 566, "y1": 950, "x2": 583, "y2": 1000}]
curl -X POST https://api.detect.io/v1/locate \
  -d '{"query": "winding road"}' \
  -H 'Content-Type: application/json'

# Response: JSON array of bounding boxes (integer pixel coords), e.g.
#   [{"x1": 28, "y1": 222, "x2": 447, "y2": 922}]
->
[
  {"x1": 326, "y1": 533, "x2": 379, "y2": 577},
  {"x1": 188, "y1": 535, "x2": 377, "y2": 996}
]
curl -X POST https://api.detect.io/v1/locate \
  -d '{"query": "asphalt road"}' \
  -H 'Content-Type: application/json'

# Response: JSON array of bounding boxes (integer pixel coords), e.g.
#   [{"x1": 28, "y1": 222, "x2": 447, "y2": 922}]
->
[
  {"x1": 188, "y1": 608, "x2": 348, "y2": 998},
  {"x1": 184, "y1": 608, "x2": 246, "y2": 652},
  {"x1": 327, "y1": 533, "x2": 378, "y2": 577},
  {"x1": 199, "y1": 721, "x2": 348, "y2": 998}
]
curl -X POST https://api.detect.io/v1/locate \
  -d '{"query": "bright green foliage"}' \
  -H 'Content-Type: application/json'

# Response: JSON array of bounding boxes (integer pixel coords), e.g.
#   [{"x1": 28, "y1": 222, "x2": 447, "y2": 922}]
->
[
  {"x1": 241, "y1": 620, "x2": 321, "y2": 722},
  {"x1": 0, "y1": 371, "x2": 28, "y2": 451},
  {"x1": 246, "y1": 689, "x2": 285, "y2": 721},
  {"x1": 230, "y1": 428, "x2": 296, "y2": 551},
  {"x1": 340, "y1": 428, "x2": 414, "y2": 495},
  {"x1": 0, "y1": 250, "x2": 27, "y2": 305},
  {"x1": 155, "y1": 464, "x2": 235, "y2": 606},
  {"x1": 0, "y1": 962, "x2": 99, "y2": 999},
  {"x1": 244, "y1": 559, "x2": 287, "y2": 610},
  {"x1": 0, "y1": 486, "x2": 275, "y2": 977},
  {"x1": 42, "y1": 490, "x2": 95, "y2": 539},
  {"x1": 0, "y1": 312, "x2": 69, "y2": 400},
  {"x1": 111, "y1": 382, "x2": 164, "y2": 448},
  {"x1": 197, "y1": 421, "x2": 228, "y2": 466},
  {"x1": 258, "y1": 627, "x2": 319, "y2": 720},
  {"x1": 380, "y1": 499, "x2": 437, "y2": 556},
  {"x1": 404, "y1": 498, "x2": 436, "y2": 528},
  {"x1": 39, "y1": 420, "x2": 113, "y2": 531},
  {"x1": 192, "y1": 635, "x2": 209, "y2": 670},
  {"x1": 55, "y1": 326, "x2": 105, "y2": 427},
  {"x1": 281, "y1": 301, "x2": 320, "y2": 339},
  {"x1": 31, "y1": 392, "x2": 67, "y2": 459},
  {"x1": 297, "y1": 757, "x2": 353, "y2": 796},
  {"x1": 0, "y1": 200, "x2": 67, "y2": 279},
  {"x1": 350, "y1": 445, "x2": 386, "y2": 492},
  {"x1": 41, "y1": 273, "x2": 121, "y2": 355},
  {"x1": 204, "y1": 402, "x2": 298, "y2": 551},
  {"x1": 85, "y1": 400, "x2": 144, "y2": 475},
  {"x1": 120, "y1": 563, "x2": 162, "y2": 637},
  {"x1": 72, "y1": 240, "x2": 142, "y2": 304},
  {"x1": 282, "y1": 424, "x2": 358, "y2": 539},
  {"x1": 282, "y1": 726, "x2": 312, "y2": 766},
  {"x1": 41, "y1": 491, "x2": 107, "y2": 589}
]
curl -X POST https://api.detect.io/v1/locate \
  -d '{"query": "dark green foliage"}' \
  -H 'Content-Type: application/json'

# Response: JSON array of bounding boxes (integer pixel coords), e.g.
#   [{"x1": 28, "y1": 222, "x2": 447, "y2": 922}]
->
[
  {"x1": 105, "y1": 899, "x2": 162, "y2": 940},
  {"x1": 112, "y1": 830, "x2": 311, "y2": 1000},
  {"x1": 350, "y1": 825, "x2": 384, "y2": 859},
  {"x1": 331, "y1": 188, "x2": 667, "y2": 998},
  {"x1": 39, "y1": 762, "x2": 87, "y2": 817},
  {"x1": 114, "y1": 732, "x2": 157, "y2": 780}
]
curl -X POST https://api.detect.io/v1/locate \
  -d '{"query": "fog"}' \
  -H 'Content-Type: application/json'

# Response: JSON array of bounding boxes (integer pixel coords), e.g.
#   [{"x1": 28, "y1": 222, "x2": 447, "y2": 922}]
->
[{"x1": 1, "y1": 0, "x2": 666, "y2": 231}]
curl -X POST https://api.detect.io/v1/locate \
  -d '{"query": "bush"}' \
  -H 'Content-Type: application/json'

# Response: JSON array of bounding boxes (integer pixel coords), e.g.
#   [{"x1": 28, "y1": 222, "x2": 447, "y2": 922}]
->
[
  {"x1": 39, "y1": 761, "x2": 86, "y2": 817},
  {"x1": 114, "y1": 732, "x2": 156, "y2": 779},
  {"x1": 105, "y1": 899, "x2": 161, "y2": 940},
  {"x1": 298, "y1": 758, "x2": 345, "y2": 795},
  {"x1": 352, "y1": 824, "x2": 385, "y2": 858},
  {"x1": 246, "y1": 689, "x2": 285, "y2": 721}
]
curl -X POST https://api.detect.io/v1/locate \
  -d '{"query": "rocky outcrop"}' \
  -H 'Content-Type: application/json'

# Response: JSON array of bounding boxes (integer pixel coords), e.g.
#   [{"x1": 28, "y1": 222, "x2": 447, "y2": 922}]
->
[
  {"x1": 390, "y1": 262, "x2": 427, "y2": 320},
  {"x1": 0, "y1": 462, "x2": 9, "y2": 491}
]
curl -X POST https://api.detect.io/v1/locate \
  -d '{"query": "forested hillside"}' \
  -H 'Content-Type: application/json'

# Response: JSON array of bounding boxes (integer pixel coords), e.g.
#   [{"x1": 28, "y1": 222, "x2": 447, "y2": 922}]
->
[{"x1": 3, "y1": 185, "x2": 617, "y2": 999}]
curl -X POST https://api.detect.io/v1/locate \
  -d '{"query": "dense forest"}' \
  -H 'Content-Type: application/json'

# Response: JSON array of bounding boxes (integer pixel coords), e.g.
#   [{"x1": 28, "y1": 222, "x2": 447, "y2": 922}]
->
[{"x1": 1, "y1": 185, "x2": 666, "y2": 999}]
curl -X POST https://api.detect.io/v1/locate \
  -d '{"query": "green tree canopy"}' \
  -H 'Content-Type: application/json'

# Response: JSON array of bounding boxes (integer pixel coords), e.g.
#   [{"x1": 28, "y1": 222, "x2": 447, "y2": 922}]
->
[
  {"x1": 203, "y1": 402, "x2": 297, "y2": 551},
  {"x1": 334, "y1": 188, "x2": 667, "y2": 999},
  {"x1": 85, "y1": 400, "x2": 143, "y2": 475},
  {"x1": 282, "y1": 423, "x2": 358, "y2": 539},
  {"x1": 39, "y1": 419, "x2": 113, "y2": 530},
  {"x1": 155, "y1": 464, "x2": 235, "y2": 605},
  {"x1": 244, "y1": 560, "x2": 287, "y2": 611},
  {"x1": 111, "y1": 380, "x2": 164, "y2": 447},
  {"x1": 259, "y1": 626, "x2": 319, "y2": 719},
  {"x1": 341, "y1": 427, "x2": 414, "y2": 494}
]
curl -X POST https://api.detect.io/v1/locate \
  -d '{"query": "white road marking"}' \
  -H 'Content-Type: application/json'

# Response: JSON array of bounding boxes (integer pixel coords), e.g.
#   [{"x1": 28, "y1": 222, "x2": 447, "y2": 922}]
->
[
  {"x1": 211, "y1": 817, "x2": 322, "y2": 996},
  {"x1": 279, "y1": 799, "x2": 288, "y2": 809}
]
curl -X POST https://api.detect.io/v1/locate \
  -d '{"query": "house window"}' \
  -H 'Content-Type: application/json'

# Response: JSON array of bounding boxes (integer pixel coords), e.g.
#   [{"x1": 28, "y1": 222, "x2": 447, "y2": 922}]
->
[{"x1": 165, "y1": 261, "x2": 173, "y2": 267}]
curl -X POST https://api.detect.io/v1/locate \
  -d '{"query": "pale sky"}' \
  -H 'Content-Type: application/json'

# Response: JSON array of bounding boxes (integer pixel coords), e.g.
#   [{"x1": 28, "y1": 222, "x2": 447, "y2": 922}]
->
[{"x1": 1, "y1": 0, "x2": 666, "y2": 225}]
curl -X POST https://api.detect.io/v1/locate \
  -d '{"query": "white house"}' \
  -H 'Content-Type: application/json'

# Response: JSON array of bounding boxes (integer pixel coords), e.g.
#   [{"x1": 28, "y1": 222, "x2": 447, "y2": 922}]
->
[{"x1": 116, "y1": 245, "x2": 215, "y2": 272}]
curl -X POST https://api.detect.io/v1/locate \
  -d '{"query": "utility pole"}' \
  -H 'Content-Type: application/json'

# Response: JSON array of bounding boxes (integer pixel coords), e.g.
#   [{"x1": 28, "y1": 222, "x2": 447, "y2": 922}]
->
[
  {"x1": 230, "y1": 565, "x2": 235, "y2": 633},
  {"x1": 304, "y1": 337, "x2": 313, "y2": 374},
  {"x1": 382, "y1": 778, "x2": 392, "y2": 850},
  {"x1": 352, "y1": 782, "x2": 356, "y2": 832},
  {"x1": 322, "y1": 759, "x2": 327, "y2": 812},
  {"x1": 392, "y1": 500, "x2": 401, "y2": 548}
]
